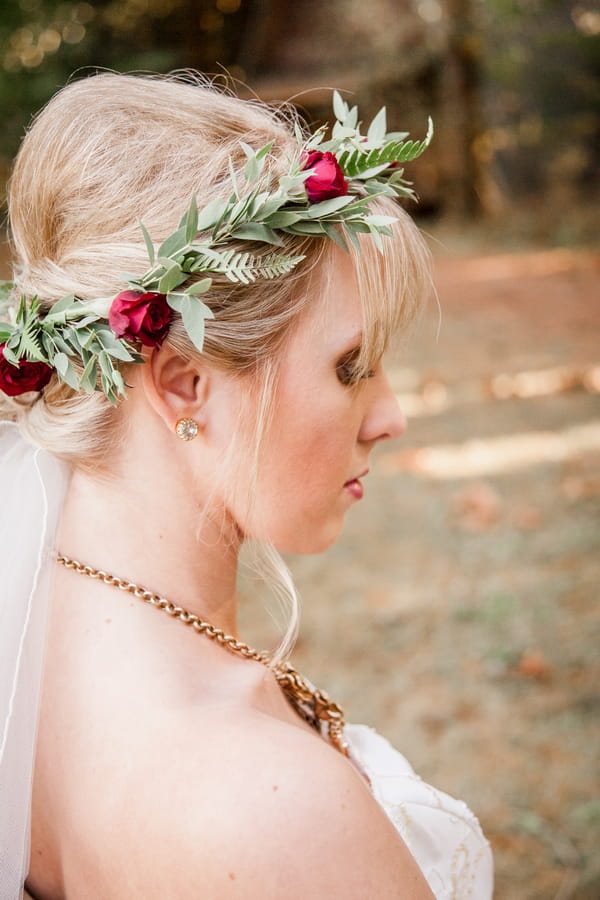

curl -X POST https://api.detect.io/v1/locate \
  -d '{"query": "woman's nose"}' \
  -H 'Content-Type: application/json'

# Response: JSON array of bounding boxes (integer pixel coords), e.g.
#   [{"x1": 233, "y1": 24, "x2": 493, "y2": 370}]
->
[{"x1": 359, "y1": 371, "x2": 407, "y2": 444}]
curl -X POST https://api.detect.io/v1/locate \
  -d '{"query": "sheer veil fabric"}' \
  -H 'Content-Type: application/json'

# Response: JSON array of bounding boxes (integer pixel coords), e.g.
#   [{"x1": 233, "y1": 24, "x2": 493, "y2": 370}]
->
[{"x1": 0, "y1": 423, "x2": 70, "y2": 900}]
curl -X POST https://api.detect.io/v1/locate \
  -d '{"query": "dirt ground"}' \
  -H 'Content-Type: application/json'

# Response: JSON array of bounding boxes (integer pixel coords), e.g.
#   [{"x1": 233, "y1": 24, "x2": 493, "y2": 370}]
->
[{"x1": 245, "y1": 243, "x2": 599, "y2": 899}]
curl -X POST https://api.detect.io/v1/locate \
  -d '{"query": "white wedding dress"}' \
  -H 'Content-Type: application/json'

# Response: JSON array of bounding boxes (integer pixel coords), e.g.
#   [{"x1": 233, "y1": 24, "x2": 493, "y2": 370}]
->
[
  {"x1": 345, "y1": 724, "x2": 493, "y2": 898},
  {"x1": 0, "y1": 423, "x2": 493, "y2": 899}
]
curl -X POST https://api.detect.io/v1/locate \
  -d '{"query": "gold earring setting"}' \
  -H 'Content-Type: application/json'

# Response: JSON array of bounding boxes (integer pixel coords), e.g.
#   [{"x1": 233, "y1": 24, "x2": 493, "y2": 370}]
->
[{"x1": 175, "y1": 418, "x2": 199, "y2": 441}]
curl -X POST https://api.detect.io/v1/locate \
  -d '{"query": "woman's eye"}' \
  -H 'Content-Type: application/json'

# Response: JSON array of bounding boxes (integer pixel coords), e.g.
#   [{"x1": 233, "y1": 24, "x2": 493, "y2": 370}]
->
[{"x1": 336, "y1": 351, "x2": 375, "y2": 386}]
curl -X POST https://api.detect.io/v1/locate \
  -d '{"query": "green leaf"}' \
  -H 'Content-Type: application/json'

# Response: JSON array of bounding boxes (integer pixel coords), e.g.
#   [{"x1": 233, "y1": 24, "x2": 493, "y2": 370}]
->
[
  {"x1": 332, "y1": 123, "x2": 358, "y2": 141},
  {"x1": 53, "y1": 332, "x2": 75, "y2": 355},
  {"x1": 97, "y1": 350, "x2": 114, "y2": 379},
  {"x1": 158, "y1": 226, "x2": 188, "y2": 259},
  {"x1": 344, "y1": 227, "x2": 361, "y2": 252},
  {"x1": 183, "y1": 278, "x2": 212, "y2": 296},
  {"x1": 184, "y1": 196, "x2": 199, "y2": 243},
  {"x1": 367, "y1": 106, "x2": 387, "y2": 146},
  {"x1": 322, "y1": 222, "x2": 349, "y2": 252},
  {"x1": 156, "y1": 258, "x2": 186, "y2": 294},
  {"x1": 54, "y1": 352, "x2": 79, "y2": 390},
  {"x1": 286, "y1": 221, "x2": 327, "y2": 235},
  {"x1": 140, "y1": 221, "x2": 156, "y2": 265},
  {"x1": 0, "y1": 323, "x2": 14, "y2": 342},
  {"x1": 368, "y1": 226, "x2": 384, "y2": 254},
  {"x1": 80, "y1": 355, "x2": 98, "y2": 393},
  {"x1": 345, "y1": 105, "x2": 358, "y2": 129},
  {"x1": 256, "y1": 141, "x2": 273, "y2": 161},
  {"x1": 167, "y1": 295, "x2": 214, "y2": 352},
  {"x1": 158, "y1": 268, "x2": 186, "y2": 293},
  {"x1": 364, "y1": 214, "x2": 397, "y2": 227},
  {"x1": 244, "y1": 153, "x2": 259, "y2": 182},
  {"x1": 306, "y1": 196, "x2": 355, "y2": 218},
  {"x1": 264, "y1": 211, "x2": 304, "y2": 228},
  {"x1": 96, "y1": 329, "x2": 136, "y2": 361},
  {"x1": 195, "y1": 196, "x2": 228, "y2": 233},
  {"x1": 232, "y1": 223, "x2": 283, "y2": 245},
  {"x1": 332, "y1": 90, "x2": 347, "y2": 122},
  {"x1": 44, "y1": 294, "x2": 77, "y2": 322},
  {"x1": 112, "y1": 369, "x2": 126, "y2": 394},
  {"x1": 2, "y1": 344, "x2": 19, "y2": 365}
]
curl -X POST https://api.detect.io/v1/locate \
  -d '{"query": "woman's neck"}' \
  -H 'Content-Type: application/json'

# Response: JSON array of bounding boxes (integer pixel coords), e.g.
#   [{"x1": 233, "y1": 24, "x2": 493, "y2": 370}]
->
[{"x1": 57, "y1": 460, "x2": 241, "y2": 636}]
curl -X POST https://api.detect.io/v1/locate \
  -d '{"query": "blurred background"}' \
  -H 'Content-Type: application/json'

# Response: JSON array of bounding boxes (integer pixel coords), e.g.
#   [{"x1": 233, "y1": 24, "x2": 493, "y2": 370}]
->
[{"x1": 1, "y1": 1, "x2": 598, "y2": 897}]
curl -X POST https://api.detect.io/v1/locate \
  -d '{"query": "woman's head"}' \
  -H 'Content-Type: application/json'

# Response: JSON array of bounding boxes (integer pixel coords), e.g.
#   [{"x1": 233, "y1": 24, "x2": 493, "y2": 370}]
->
[{"x1": 4, "y1": 72, "x2": 431, "y2": 470}]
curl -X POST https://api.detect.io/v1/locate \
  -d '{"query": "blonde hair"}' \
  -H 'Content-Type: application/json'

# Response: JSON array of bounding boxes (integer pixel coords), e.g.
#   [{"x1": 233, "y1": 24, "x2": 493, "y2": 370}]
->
[{"x1": 2, "y1": 72, "x2": 432, "y2": 658}]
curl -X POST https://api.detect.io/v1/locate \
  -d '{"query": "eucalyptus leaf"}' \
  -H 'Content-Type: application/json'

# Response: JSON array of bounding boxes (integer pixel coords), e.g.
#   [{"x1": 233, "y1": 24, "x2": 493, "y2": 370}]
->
[
  {"x1": 322, "y1": 222, "x2": 349, "y2": 252},
  {"x1": 100, "y1": 373, "x2": 112, "y2": 397},
  {"x1": 98, "y1": 350, "x2": 114, "y2": 379},
  {"x1": 54, "y1": 352, "x2": 79, "y2": 390},
  {"x1": 367, "y1": 106, "x2": 387, "y2": 146},
  {"x1": 264, "y1": 211, "x2": 304, "y2": 228},
  {"x1": 184, "y1": 196, "x2": 199, "y2": 243},
  {"x1": 140, "y1": 221, "x2": 156, "y2": 265},
  {"x1": 255, "y1": 141, "x2": 273, "y2": 161},
  {"x1": 345, "y1": 227, "x2": 361, "y2": 252},
  {"x1": 232, "y1": 223, "x2": 283, "y2": 246},
  {"x1": 44, "y1": 294, "x2": 77, "y2": 320},
  {"x1": 96, "y1": 333, "x2": 135, "y2": 361},
  {"x1": 306, "y1": 196, "x2": 354, "y2": 218},
  {"x1": 194, "y1": 197, "x2": 225, "y2": 235},
  {"x1": 369, "y1": 226, "x2": 384, "y2": 254},
  {"x1": 1, "y1": 344, "x2": 19, "y2": 365},
  {"x1": 332, "y1": 124, "x2": 359, "y2": 141},
  {"x1": 183, "y1": 278, "x2": 212, "y2": 296},
  {"x1": 157, "y1": 264, "x2": 186, "y2": 294},
  {"x1": 353, "y1": 163, "x2": 393, "y2": 181},
  {"x1": 80, "y1": 355, "x2": 98, "y2": 393},
  {"x1": 112, "y1": 369, "x2": 126, "y2": 393},
  {"x1": 244, "y1": 154, "x2": 259, "y2": 183},
  {"x1": 158, "y1": 226, "x2": 188, "y2": 259},
  {"x1": 364, "y1": 214, "x2": 397, "y2": 227},
  {"x1": 344, "y1": 106, "x2": 358, "y2": 130},
  {"x1": 332, "y1": 90, "x2": 347, "y2": 122},
  {"x1": 286, "y1": 221, "x2": 326, "y2": 235},
  {"x1": 178, "y1": 296, "x2": 214, "y2": 352}
]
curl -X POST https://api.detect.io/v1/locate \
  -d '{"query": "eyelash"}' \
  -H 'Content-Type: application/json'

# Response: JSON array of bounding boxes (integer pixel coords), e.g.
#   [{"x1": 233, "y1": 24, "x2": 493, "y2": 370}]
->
[{"x1": 336, "y1": 352, "x2": 376, "y2": 386}]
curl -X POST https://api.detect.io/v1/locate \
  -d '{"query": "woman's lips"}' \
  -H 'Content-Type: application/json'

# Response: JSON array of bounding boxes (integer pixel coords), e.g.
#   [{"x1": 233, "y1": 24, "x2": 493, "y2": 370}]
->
[{"x1": 344, "y1": 477, "x2": 364, "y2": 499}]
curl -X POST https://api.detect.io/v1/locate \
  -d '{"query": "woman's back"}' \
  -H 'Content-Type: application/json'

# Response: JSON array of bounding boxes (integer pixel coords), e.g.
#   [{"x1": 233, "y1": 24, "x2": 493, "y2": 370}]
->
[{"x1": 28, "y1": 572, "x2": 434, "y2": 899}]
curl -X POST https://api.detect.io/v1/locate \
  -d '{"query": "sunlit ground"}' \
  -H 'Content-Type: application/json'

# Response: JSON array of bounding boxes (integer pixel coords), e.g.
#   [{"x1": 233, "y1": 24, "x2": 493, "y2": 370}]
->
[{"x1": 266, "y1": 245, "x2": 600, "y2": 900}]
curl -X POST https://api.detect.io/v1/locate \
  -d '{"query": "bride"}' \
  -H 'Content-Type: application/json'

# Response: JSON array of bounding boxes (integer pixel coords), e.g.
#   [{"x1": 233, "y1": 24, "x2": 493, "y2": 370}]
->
[{"x1": 0, "y1": 73, "x2": 493, "y2": 898}]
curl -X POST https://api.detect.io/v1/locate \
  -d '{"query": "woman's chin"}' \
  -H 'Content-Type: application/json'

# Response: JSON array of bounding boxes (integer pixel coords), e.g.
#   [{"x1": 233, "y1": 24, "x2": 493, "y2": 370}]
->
[{"x1": 276, "y1": 522, "x2": 344, "y2": 556}]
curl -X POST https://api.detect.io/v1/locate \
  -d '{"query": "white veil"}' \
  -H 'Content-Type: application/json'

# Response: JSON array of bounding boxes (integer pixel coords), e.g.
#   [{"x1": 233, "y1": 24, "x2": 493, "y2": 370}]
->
[{"x1": 0, "y1": 422, "x2": 69, "y2": 900}]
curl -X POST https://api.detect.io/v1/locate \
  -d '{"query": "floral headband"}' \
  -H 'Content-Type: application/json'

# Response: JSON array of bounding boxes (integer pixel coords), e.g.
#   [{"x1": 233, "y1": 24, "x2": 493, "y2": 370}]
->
[{"x1": 0, "y1": 92, "x2": 432, "y2": 403}]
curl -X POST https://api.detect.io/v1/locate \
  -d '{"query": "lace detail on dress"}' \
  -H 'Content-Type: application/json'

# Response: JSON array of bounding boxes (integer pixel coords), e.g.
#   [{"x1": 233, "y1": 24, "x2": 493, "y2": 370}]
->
[{"x1": 344, "y1": 724, "x2": 494, "y2": 900}]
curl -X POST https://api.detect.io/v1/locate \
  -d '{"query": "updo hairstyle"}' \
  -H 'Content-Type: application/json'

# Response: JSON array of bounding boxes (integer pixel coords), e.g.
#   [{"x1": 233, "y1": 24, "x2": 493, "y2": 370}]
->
[{"x1": 3, "y1": 72, "x2": 430, "y2": 467}]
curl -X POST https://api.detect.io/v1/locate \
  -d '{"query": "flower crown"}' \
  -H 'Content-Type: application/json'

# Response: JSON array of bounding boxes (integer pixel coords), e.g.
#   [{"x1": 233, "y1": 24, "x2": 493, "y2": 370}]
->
[{"x1": 0, "y1": 92, "x2": 432, "y2": 403}]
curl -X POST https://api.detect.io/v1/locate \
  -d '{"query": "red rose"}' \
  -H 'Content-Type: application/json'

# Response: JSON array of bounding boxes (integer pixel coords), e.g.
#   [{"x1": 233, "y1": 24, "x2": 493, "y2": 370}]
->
[
  {"x1": 301, "y1": 151, "x2": 348, "y2": 203},
  {"x1": 0, "y1": 345, "x2": 53, "y2": 396},
  {"x1": 108, "y1": 291, "x2": 172, "y2": 348}
]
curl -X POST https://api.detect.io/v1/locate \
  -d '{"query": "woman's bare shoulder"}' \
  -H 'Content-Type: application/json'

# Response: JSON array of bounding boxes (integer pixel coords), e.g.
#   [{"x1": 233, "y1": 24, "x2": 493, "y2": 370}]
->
[{"x1": 89, "y1": 709, "x2": 434, "y2": 900}]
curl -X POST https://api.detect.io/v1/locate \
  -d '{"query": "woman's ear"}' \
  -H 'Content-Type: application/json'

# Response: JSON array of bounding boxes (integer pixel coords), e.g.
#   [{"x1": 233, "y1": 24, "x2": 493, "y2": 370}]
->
[{"x1": 139, "y1": 344, "x2": 210, "y2": 432}]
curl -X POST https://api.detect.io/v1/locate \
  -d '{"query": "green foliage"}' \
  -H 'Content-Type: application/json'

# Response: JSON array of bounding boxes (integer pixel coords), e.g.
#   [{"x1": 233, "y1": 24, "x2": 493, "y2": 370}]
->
[
  {"x1": 1, "y1": 291, "x2": 139, "y2": 404},
  {"x1": 0, "y1": 90, "x2": 433, "y2": 402}
]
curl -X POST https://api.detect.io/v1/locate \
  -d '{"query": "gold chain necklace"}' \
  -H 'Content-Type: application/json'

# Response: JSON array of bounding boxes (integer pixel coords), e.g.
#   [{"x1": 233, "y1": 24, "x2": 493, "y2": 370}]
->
[{"x1": 56, "y1": 554, "x2": 349, "y2": 757}]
